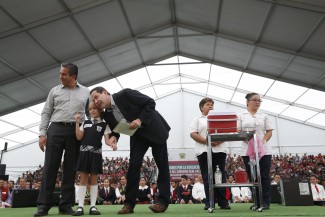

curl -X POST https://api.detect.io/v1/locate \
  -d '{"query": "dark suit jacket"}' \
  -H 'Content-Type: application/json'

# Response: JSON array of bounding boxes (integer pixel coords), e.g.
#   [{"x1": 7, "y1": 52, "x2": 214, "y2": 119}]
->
[
  {"x1": 104, "y1": 88, "x2": 171, "y2": 144},
  {"x1": 177, "y1": 185, "x2": 193, "y2": 202},
  {"x1": 98, "y1": 187, "x2": 116, "y2": 204}
]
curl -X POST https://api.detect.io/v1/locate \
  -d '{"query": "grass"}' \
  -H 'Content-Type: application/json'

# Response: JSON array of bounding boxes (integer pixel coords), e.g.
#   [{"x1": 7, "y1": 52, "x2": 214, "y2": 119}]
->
[{"x1": 0, "y1": 203, "x2": 323, "y2": 217}]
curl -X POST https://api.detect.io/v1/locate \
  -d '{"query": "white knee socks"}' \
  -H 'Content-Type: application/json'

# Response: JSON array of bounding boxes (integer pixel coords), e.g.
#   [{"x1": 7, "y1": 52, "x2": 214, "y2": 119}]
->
[
  {"x1": 90, "y1": 185, "x2": 98, "y2": 207},
  {"x1": 78, "y1": 185, "x2": 87, "y2": 208}
]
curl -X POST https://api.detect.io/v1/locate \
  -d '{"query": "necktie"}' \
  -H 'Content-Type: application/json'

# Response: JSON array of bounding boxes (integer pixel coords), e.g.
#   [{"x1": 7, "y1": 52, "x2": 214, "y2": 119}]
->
[
  {"x1": 315, "y1": 184, "x2": 319, "y2": 193},
  {"x1": 225, "y1": 187, "x2": 231, "y2": 201},
  {"x1": 106, "y1": 188, "x2": 109, "y2": 196}
]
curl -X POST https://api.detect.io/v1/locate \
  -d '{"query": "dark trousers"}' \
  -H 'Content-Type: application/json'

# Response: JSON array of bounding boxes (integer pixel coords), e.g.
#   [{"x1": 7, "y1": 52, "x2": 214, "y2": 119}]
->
[
  {"x1": 243, "y1": 155, "x2": 271, "y2": 207},
  {"x1": 37, "y1": 123, "x2": 79, "y2": 210},
  {"x1": 124, "y1": 135, "x2": 170, "y2": 208},
  {"x1": 197, "y1": 152, "x2": 228, "y2": 207}
]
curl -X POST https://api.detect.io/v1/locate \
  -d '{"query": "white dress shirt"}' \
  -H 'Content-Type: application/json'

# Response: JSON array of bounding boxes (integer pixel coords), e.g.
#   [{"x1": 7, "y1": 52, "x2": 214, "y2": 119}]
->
[
  {"x1": 237, "y1": 109, "x2": 273, "y2": 156},
  {"x1": 311, "y1": 183, "x2": 325, "y2": 201},
  {"x1": 192, "y1": 182, "x2": 206, "y2": 200},
  {"x1": 189, "y1": 114, "x2": 228, "y2": 156}
]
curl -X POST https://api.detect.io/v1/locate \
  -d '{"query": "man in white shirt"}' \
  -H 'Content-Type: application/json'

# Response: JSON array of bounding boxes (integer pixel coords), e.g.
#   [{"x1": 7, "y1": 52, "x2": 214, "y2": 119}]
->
[
  {"x1": 310, "y1": 175, "x2": 325, "y2": 206},
  {"x1": 192, "y1": 175, "x2": 206, "y2": 204}
]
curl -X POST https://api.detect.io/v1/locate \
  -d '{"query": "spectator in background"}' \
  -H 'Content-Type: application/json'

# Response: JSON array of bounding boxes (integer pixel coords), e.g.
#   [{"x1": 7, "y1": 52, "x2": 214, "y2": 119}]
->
[
  {"x1": 137, "y1": 177, "x2": 152, "y2": 204},
  {"x1": 170, "y1": 181, "x2": 178, "y2": 204},
  {"x1": 178, "y1": 175, "x2": 193, "y2": 204},
  {"x1": 110, "y1": 180, "x2": 122, "y2": 205},
  {"x1": 187, "y1": 178, "x2": 193, "y2": 187},
  {"x1": 310, "y1": 175, "x2": 325, "y2": 206},
  {"x1": 18, "y1": 178, "x2": 28, "y2": 190},
  {"x1": 7, "y1": 180, "x2": 14, "y2": 193},
  {"x1": 118, "y1": 175, "x2": 127, "y2": 205},
  {"x1": 271, "y1": 174, "x2": 281, "y2": 185},
  {"x1": 0, "y1": 179, "x2": 9, "y2": 203},
  {"x1": 150, "y1": 182, "x2": 158, "y2": 204},
  {"x1": 98, "y1": 179, "x2": 116, "y2": 205},
  {"x1": 231, "y1": 186, "x2": 252, "y2": 203},
  {"x1": 192, "y1": 174, "x2": 206, "y2": 204},
  {"x1": 225, "y1": 175, "x2": 234, "y2": 203}
]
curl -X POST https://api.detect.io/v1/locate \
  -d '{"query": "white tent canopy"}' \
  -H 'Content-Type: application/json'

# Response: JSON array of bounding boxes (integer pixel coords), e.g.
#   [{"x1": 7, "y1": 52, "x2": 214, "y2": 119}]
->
[{"x1": 1, "y1": 0, "x2": 325, "y2": 179}]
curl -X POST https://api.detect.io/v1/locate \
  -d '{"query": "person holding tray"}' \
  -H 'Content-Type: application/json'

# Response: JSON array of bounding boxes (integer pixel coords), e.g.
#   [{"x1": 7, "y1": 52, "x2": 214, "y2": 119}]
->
[
  {"x1": 189, "y1": 97, "x2": 231, "y2": 211},
  {"x1": 237, "y1": 92, "x2": 273, "y2": 211}
]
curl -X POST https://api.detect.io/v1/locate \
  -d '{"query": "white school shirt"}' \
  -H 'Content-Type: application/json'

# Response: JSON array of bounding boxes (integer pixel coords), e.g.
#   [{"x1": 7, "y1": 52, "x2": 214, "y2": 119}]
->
[
  {"x1": 189, "y1": 114, "x2": 228, "y2": 156},
  {"x1": 311, "y1": 183, "x2": 325, "y2": 201},
  {"x1": 192, "y1": 182, "x2": 206, "y2": 200},
  {"x1": 237, "y1": 110, "x2": 273, "y2": 156},
  {"x1": 231, "y1": 186, "x2": 252, "y2": 202}
]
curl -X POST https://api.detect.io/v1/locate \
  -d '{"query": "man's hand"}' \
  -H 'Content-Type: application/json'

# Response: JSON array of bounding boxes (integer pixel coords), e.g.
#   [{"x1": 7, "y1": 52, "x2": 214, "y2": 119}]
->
[
  {"x1": 75, "y1": 112, "x2": 81, "y2": 122},
  {"x1": 129, "y1": 118, "x2": 142, "y2": 129},
  {"x1": 39, "y1": 136, "x2": 47, "y2": 152},
  {"x1": 108, "y1": 136, "x2": 117, "y2": 151},
  {"x1": 211, "y1": 141, "x2": 223, "y2": 147}
]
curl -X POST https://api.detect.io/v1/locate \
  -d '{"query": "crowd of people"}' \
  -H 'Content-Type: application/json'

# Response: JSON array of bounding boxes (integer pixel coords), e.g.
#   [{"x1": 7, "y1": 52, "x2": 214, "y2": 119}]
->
[
  {"x1": 1, "y1": 154, "x2": 324, "y2": 210},
  {"x1": 10, "y1": 153, "x2": 324, "y2": 192},
  {"x1": 226, "y1": 153, "x2": 325, "y2": 181}
]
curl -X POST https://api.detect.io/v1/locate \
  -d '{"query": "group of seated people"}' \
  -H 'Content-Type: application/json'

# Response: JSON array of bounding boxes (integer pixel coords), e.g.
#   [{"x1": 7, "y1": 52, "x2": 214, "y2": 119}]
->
[
  {"x1": 1, "y1": 153, "x2": 324, "y2": 208},
  {"x1": 169, "y1": 172, "x2": 325, "y2": 206},
  {"x1": 0, "y1": 177, "x2": 32, "y2": 207}
]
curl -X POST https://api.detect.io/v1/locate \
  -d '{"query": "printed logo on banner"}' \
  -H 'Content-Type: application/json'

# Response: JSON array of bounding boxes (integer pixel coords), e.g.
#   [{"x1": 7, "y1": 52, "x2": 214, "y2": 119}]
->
[{"x1": 179, "y1": 153, "x2": 186, "y2": 159}]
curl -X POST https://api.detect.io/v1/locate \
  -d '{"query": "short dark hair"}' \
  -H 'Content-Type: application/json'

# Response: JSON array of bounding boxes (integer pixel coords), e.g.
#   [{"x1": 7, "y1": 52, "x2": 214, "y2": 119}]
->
[
  {"x1": 181, "y1": 175, "x2": 188, "y2": 180},
  {"x1": 90, "y1": 86, "x2": 110, "y2": 95},
  {"x1": 199, "y1": 97, "x2": 214, "y2": 112},
  {"x1": 310, "y1": 174, "x2": 318, "y2": 179},
  {"x1": 227, "y1": 174, "x2": 234, "y2": 179},
  {"x1": 61, "y1": 63, "x2": 78, "y2": 78}
]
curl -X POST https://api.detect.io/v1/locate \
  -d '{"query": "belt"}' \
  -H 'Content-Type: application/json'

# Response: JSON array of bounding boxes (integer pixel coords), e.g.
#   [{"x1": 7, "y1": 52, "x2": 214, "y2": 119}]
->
[{"x1": 55, "y1": 122, "x2": 77, "y2": 126}]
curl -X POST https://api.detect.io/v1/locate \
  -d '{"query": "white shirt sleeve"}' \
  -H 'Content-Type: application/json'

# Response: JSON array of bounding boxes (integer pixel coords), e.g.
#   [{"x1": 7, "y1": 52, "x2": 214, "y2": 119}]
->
[{"x1": 104, "y1": 124, "x2": 111, "y2": 135}]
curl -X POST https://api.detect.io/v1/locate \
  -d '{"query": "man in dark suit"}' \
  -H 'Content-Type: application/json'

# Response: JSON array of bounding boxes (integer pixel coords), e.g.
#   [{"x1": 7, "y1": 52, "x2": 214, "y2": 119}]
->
[{"x1": 90, "y1": 87, "x2": 171, "y2": 214}]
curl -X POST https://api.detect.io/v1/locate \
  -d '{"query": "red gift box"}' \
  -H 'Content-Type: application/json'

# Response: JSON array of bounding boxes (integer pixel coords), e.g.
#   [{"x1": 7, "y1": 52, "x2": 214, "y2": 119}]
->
[
  {"x1": 234, "y1": 169, "x2": 248, "y2": 183},
  {"x1": 207, "y1": 111, "x2": 238, "y2": 134}
]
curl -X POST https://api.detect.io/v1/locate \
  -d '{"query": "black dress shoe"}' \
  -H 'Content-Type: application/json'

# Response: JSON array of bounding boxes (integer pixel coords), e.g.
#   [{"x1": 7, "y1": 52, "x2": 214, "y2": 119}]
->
[
  {"x1": 59, "y1": 207, "x2": 74, "y2": 215},
  {"x1": 34, "y1": 209, "x2": 48, "y2": 217},
  {"x1": 148, "y1": 203, "x2": 168, "y2": 213},
  {"x1": 73, "y1": 207, "x2": 84, "y2": 216},
  {"x1": 220, "y1": 205, "x2": 231, "y2": 210},
  {"x1": 117, "y1": 205, "x2": 134, "y2": 214},
  {"x1": 262, "y1": 205, "x2": 270, "y2": 210},
  {"x1": 89, "y1": 206, "x2": 101, "y2": 215}
]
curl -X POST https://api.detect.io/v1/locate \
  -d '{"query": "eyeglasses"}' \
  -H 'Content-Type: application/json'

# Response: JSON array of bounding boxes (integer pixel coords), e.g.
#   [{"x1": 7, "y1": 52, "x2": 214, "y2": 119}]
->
[{"x1": 248, "y1": 99, "x2": 262, "y2": 103}]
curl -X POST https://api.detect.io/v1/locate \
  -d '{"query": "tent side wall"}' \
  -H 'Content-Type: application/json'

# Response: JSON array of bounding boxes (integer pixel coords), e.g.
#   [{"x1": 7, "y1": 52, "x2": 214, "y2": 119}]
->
[{"x1": 2, "y1": 91, "x2": 325, "y2": 180}]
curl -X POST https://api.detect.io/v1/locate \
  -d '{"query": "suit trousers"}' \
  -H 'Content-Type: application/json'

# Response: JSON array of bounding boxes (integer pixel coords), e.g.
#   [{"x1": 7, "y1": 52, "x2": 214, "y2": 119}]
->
[
  {"x1": 243, "y1": 155, "x2": 271, "y2": 207},
  {"x1": 37, "y1": 123, "x2": 79, "y2": 210},
  {"x1": 124, "y1": 135, "x2": 170, "y2": 208},
  {"x1": 197, "y1": 152, "x2": 228, "y2": 207}
]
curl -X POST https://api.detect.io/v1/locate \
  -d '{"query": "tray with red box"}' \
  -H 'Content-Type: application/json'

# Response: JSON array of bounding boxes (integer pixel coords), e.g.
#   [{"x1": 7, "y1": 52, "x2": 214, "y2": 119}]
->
[{"x1": 207, "y1": 111, "x2": 238, "y2": 134}]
